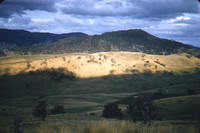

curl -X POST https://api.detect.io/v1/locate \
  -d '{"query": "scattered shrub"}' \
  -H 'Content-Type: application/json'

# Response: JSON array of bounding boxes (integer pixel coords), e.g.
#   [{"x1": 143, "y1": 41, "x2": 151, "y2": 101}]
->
[
  {"x1": 26, "y1": 62, "x2": 31, "y2": 69},
  {"x1": 41, "y1": 60, "x2": 47, "y2": 66},
  {"x1": 155, "y1": 89, "x2": 162, "y2": 99},
  {"x1": 196, "y1": 62, "x2": 200, "y2": 66},
  {"x1": 187, "y1": 88, "x2": 195, "y2": 95},
  {"x1": 154, "y1": 61, "x2": 165, "y2": 67},
  {"x1": 49, "y1": 68, "x2": 76, "y2": 82},
  {"x1": 103, "y1": 55, "x2": 108, "y2": 60},
  {"x1": 110, "y1": 58, "x2": 116, "y2": 64},
  {"x1": 51, "y1": 104, "x2": 65, "y2": 114},
  {"x1": 144, "y1": 63, "x2": 151, "y2": 67},
  {"x1": 32, "y1": 101, "x2": 47, "y2": 122},
  {"x1": 77, "y1": 56, "x2": 82, "y2": 59},
  {"x1": 186, "y1": 54, "x2": 192, "y2": 59},
  {"x1": 62, "y1": 57, "x2": 66, "y2": 61},
  {"x1": 110, "y1": 70, "x2": 115, "y2": 74}
]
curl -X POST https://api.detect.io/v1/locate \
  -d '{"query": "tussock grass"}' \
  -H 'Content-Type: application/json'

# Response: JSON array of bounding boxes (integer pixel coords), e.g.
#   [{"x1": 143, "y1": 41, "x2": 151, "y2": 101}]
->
[
  {"x1": 77, "y1": 121, "x2": 200, "y2": 133},
  {"x1": 23, "y1": 121, "x2": 200, "y2": 133}
]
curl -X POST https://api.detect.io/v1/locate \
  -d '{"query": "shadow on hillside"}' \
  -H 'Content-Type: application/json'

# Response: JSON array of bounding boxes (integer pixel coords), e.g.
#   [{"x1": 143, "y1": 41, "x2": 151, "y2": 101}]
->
[{"x1": 0, "y1": 68, "x2": 200, "y2": 98}]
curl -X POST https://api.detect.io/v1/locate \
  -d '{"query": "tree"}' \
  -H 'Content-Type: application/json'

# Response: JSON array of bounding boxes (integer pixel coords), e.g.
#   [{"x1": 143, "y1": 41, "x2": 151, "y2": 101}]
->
[
  {"x1": 51, "y1": 103, "x2": 65, "y2": 114},
  {"x1": 32, "y1": 101, "x2": 47, "y2": 122},
  {"x1": 127, "y1": 99, "x2": 161, "y2": 123},
  {"x1": 102, "y1": 103, "x2": 122, "y2": 119},
  {"x1": 155, "y1": 89, "x2": 162, "y2": 99},
  {"x1": 127, "y1": 100, "x2": 145, "y2": 122},
  {"x1": 187, "y1": 88, "x2": 195, "y2": 95}
]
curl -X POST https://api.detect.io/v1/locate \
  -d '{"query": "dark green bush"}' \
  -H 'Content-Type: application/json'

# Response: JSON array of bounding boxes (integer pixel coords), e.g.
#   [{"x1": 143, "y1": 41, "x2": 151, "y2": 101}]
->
[
  {"x1": 102, "y1": 103, "x2": 122, "y2": 119},
  {"x1": 51, "y1": 104, "x2": 65, "y2": 114},
  {"x1": 32, "y1": 101, "x2": 47, "y2": 122}
]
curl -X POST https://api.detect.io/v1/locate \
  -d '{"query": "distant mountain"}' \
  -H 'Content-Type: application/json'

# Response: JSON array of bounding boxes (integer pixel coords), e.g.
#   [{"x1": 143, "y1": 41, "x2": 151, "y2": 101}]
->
[
  {"x1": 6, "y1": 29, "x2": 200, "y2": 57},
  {"x1": 0, "y1": 29, "x2": 88, "y2": 49}
]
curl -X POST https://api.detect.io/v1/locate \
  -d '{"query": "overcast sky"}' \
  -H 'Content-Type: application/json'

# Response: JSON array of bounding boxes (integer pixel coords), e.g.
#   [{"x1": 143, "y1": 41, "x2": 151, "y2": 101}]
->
[{"x1": 0, "y1": 0, "x2": 200, "y2": 47}]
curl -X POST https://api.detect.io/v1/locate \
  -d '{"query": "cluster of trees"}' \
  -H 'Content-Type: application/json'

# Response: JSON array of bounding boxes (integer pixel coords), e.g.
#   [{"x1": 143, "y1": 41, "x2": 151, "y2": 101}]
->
[
  {"x1": 32, "y1": 101, "x2": 64, "y2": 122},
  {"x1": 102, "y1": 87, "x2": 197, "y2": 123},
  {"x1": 102, "y1": 99, "x2": 161, "y2": 123},
  {"x1": 102, "y1": 103, "x2": 122, "y2": 119},
  {"x1": 127, "y1": 100, "x2": 162, "y2": 123}
]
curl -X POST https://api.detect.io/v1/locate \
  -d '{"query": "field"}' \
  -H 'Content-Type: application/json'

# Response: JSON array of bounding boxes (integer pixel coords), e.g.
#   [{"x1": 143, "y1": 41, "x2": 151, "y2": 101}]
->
[{"x1": 0, "y1": 52, "x2": 200, "y2": 133}]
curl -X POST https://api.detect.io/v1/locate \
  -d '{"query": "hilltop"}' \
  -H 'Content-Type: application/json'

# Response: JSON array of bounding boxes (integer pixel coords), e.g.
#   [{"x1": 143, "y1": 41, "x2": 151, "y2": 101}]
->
[{"x1": 9, "y1": 29, "x2": 200, "y2": 58}]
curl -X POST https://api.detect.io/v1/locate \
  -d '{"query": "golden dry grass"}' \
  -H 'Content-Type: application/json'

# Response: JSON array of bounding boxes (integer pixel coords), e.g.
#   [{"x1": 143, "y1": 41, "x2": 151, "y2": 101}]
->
[
  {"x1": 23, "y1": 120, "x2": 200, "y2": 133},
  {"x1": 0, "y1": 52, "x2": 200, "y2": 78}
]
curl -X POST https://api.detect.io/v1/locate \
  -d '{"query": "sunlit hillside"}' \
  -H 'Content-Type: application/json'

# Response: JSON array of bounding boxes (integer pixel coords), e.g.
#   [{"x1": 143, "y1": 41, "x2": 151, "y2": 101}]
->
[{"x1": 1, "y1": 52, "x2": 200, "y2": 78}]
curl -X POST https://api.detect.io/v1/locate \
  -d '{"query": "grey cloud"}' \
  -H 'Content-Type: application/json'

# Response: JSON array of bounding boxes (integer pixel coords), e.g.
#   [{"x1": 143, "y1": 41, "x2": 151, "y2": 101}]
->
[
  {"x1": 61, "y1": 0, "x2": 130, "y2": 17},
  {"x1": 129, "y1": 0, "x2": 199, "y2": 18},
  {"x1": 146, "y1": 14, "x2": 200, "y2": 47},
  {"x1": 1, "y1": 0, "x2": 199, "y2": 19},
  {"x1": 0, "y1": 0, "x2": 57, "y2": 18},
  {"x1": 0, "y1": 15, "x2": 39, "y2": 31},
  {"x1": 61, "y1": 0, "x2": 199, "y2": 19}
]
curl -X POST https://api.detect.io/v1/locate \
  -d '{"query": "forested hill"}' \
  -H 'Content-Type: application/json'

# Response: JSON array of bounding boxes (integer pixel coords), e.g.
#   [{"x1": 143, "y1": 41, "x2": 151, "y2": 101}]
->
[
  {"x1": 0, "y1": 29, "x2": 88, "y2": 48},
  {"x1": 7, "y1": 29, "x2": 200, "y2": 57}
]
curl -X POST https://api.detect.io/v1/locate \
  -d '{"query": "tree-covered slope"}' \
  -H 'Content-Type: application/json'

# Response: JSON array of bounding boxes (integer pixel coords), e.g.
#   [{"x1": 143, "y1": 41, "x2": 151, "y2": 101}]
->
[
  {"x1": 8, "y1": 29, "x2": 200, "y2": 57},
  {"x1": 0, "y1": 29, "x2": 88, "y2": 49}
]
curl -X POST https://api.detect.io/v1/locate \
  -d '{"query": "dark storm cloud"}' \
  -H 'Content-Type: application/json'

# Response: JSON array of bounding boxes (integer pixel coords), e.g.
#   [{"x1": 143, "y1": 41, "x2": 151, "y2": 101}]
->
[
  {"x1": 0, "y1": 0, "x2": 199, "y2": 19},
  {"x1": 0, "y1": 0, "x2": 57, "y2": 18},
  {"x1": 61, "y1": 0, "x2": 199, "y2": 19}
]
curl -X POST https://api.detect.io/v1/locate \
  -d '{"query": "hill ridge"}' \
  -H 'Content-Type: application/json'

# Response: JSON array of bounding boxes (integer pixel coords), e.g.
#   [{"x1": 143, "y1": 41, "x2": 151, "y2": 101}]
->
[
  {"x1": 0, "y1": 28, "x2": 88, "y2": 49},
  {"x1": 8, "y1": 29, "x2": 200, "y2": 58}
]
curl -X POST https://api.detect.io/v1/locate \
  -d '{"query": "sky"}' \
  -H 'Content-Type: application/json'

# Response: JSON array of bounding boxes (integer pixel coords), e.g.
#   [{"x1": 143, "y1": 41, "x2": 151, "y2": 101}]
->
[{"x1": 0, "y1": 0, "x2": 200, "y2": 47}]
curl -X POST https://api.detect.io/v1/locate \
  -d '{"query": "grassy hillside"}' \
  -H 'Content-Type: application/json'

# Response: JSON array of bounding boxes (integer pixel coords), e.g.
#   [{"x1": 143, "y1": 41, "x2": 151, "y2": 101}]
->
[
  {"x1": 0, "y1": 52, "x2": 200, "y2": 117},
  {"x1": 1, "y1": 52, "x2": 200, "y2": 77},
  {"x1": 0, "y1": 52, "x2": 200, "y2": 133},
  {"x1": 10, "y1": 29, "x2": 200, "y2": 57},
  {"x1": 155, "y1": 94, "x2": 200, "y2": 120}
]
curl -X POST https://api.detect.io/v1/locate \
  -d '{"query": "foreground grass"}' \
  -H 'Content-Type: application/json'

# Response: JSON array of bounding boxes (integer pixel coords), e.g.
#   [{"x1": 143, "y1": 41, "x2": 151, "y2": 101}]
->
[
  {"x1": 1, "y1": 113, "x2": 199, "y2": 133},
  {"x1": 24, "y1": 121, "x2": 200, "y2": 133}
]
